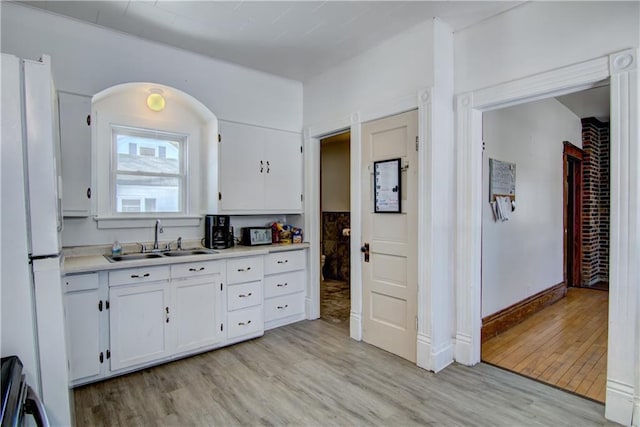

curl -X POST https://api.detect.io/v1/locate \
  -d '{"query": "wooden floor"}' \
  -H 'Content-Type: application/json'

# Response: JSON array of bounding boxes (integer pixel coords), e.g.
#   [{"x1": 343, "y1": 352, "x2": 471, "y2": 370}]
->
[
  {"x1": 482, "y1": 287, "x2": 608, "y2": 403},
  {"x1": 74, "y1": 318, "x2": 614, "y2": 426}
]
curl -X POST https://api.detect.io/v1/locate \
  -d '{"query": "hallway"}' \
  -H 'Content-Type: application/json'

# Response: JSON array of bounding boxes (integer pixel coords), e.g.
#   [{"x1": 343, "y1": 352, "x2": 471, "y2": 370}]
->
[{"x1": 482, "y1": 288, "x2": 608, "y2": 402}]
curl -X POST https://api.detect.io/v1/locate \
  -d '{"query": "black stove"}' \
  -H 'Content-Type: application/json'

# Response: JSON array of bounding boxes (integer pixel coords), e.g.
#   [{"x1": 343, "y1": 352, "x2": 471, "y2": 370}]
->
[{"x1": 1, "y1": 356, "x2": 49, "y2": 427}]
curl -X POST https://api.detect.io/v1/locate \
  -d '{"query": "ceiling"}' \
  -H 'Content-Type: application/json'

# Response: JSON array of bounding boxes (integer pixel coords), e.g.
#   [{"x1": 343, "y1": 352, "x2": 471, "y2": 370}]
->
[
  {"x1": 20, "y1": 1, "x2": 523, "y2": 81},
  {"x1": 556, "y1": 84, "x2": 610, "y2": 122}
]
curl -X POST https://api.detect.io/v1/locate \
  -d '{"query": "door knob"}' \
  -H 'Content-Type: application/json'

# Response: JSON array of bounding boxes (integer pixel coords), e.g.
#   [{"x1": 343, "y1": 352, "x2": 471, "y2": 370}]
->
[{"x1": 361, "y1": 243, "x2": 370, "y2": 262}]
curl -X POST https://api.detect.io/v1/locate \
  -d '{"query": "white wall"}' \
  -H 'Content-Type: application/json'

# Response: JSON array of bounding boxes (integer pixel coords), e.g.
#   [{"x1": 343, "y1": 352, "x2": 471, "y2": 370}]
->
[
  {"x1": 1, "y1": 3, "x2": 304, "y2": 247},
  {"x1": 321, "y1": 137, "x2": 350, "y2": 212},
  {"x1": 455, "y1": 1, "x2": 639, "y2": 94},
  {"x1": 481, "y1": 98, "x2": 582, "y2": 317},
  {"x1": 1, "y1": 3, "x2": 302, "y2": 132},
  {"x1": 303, "y1": 20, "x2": 434, "y2": 128}
]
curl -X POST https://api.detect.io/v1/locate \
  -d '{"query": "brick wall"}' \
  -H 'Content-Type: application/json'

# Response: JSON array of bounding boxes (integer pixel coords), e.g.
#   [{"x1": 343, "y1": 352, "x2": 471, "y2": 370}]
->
[{"x1": 581, "y1": 118, "x2": 609, "y2": 286}]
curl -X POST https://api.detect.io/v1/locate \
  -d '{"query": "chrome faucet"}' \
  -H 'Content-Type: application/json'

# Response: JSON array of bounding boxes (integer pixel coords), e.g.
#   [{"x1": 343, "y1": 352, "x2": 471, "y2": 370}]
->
[
  {"x1": 177, "y1": 237, "x2": 183, "y2": 251},
  {"x1": 153, "y1": 219, "x2": 163, "y2": 251}
]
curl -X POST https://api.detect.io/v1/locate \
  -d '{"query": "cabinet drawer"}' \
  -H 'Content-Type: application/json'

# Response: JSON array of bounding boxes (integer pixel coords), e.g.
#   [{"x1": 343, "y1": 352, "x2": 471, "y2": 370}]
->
[
  {"x1": 171, "y1": 260, "x2": 225, "y2": 279},
  {"x1": 109, "y1": 265, "x2": 170, "y2": 286},
  {"x1": 264, "y1": 292, "x2": 305, "y2": 322},
  {"x1": 227, "y1": 280, "x2": 262, "y2": 311},
  {"x1": 63, "y1": 272, "x2": 99, "y2": 293},
  {"x1": 264, "y1": 250, "x2": 305, "y2": 275},
  {"x1": 227, "y1": 256, "x2": 263, "y2": 284},
  {"x1": 227, "y1": 306, "x2": 263, "y2": 339},
  {"x1": 264, "y1": 270, "x2": 305, "y2": 299}
]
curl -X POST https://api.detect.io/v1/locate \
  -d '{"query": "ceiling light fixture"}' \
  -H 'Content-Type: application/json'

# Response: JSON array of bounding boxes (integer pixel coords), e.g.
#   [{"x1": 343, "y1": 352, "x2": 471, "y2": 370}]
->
[{"x1": 146, "y1": 89, "x2": 165, "y2": 112}]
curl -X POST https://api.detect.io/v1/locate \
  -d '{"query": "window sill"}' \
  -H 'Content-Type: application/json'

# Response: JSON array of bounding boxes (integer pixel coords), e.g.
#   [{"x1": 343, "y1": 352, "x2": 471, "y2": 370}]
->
[{"x1": 94, "y1": 215, "x2": 202, "y2": 229}]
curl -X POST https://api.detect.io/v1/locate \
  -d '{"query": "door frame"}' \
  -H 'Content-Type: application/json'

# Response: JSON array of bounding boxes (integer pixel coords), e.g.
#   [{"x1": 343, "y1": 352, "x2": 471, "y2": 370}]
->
[
  {"x1": 304, "y1": 87, "x2": 455, "y2": 372},
  {"x1": 563, "y1": 141, "x2": 584, "y2": 288},
  {"x1": 454, "y1": 48, "x2": 639, "y2": 425}
]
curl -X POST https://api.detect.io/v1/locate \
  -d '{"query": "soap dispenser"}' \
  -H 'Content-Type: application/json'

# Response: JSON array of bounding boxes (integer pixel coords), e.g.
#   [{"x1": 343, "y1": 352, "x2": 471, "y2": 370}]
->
[{"x1": 111, "y1": 241, "x2": 122, "y2": 256}]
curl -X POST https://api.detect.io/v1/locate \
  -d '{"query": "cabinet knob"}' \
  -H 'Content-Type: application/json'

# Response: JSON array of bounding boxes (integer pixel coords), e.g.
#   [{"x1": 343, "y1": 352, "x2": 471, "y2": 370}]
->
[
  {"x1": 238, "y1": 320, "x2": 252, "y2": 326},
  {"x1": 277, "y1": 304, "x2": 289, "y2": 310},
  {"x1": 277, "y1": 260, "x2": 288, "y2": 264},
  {"x1": 188, "y1": 267, "x2": 205, "y2": 272},
  {"x1": 238, "y1": 293, "x2": 252, "y2": 298},
  {"x1": 276, "y1": 283, "x2": 288, "y2": 287}
]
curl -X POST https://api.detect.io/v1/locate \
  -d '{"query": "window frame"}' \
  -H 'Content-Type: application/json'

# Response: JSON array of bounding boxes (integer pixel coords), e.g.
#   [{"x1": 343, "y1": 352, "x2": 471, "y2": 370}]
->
[{"x1": 110, "y1": 124, "x2": 188, "y2": 216}]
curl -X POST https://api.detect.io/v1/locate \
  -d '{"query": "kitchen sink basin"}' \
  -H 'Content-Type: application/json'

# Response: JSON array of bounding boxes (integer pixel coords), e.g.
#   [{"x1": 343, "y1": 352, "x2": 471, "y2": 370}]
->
[
  {"x1": 163, "y1": 249, "x2": 218, "y2": 257},
  {"x1": 105, "y1": 248, "x2": 218, "y2": 262},
  {"x1": 105, "y1": 253, "x2": 164, "y2": 263}
]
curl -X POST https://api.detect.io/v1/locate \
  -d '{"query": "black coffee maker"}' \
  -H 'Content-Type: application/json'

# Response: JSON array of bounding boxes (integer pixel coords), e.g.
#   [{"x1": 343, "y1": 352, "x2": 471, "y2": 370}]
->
[{"x1": 204, "y1": 215, "x2": 234, "y2": 249}]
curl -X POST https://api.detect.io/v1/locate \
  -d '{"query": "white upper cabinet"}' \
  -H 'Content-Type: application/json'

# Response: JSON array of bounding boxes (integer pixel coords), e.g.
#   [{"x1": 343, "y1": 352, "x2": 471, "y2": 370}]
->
[
  {"x1": 218, "y1": 121, "x2": 302, "y2": 214},
  {"x1": 58, "y1": 91, "x2": 93, "y2": 217}
]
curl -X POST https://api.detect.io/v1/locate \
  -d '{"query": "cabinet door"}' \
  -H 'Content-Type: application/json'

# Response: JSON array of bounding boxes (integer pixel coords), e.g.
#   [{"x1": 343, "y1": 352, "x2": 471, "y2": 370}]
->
[
  {"x1": 109, "y1": 281, "x2": 170, "y2": 371},
  {"x1": 264, "y1": 128, "x2": 303, "y2": 212},
  {"x1": 172, "y1": 275, "x2": 223, "y2": 354},
  {"x1": 58, "y1": 91, "x2": 92, "y2": 217},
  {"x1": 218, "y1": 121, "x2": 265, "y2": 211},
  {"x1": 65, "y1": 289, "x2": 101, "y2": 381}
]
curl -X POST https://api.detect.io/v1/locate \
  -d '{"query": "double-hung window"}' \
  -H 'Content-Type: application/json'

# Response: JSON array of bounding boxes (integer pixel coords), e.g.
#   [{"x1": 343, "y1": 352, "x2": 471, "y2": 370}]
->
[{"x1": 112, "y1": 125, "x2": 187, "y2": 214}]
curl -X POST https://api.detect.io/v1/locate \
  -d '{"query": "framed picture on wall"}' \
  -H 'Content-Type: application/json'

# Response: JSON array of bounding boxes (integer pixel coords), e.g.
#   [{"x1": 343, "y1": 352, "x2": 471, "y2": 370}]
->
[{"x1": 374, "y1": 158, "x2": 401, "y2": 213}]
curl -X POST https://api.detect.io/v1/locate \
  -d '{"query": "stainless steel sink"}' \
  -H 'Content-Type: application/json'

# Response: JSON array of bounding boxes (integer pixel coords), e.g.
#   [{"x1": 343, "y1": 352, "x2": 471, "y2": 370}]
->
[
  {"x1": 105, "y1": 253, "x2": 164, "y2": 263},
  {"x1": 105, "y1": 248, "x2": 218, "y2": 262},
  {"x1": 163, "y1": 249, "x2": 218, "y2": 257}
]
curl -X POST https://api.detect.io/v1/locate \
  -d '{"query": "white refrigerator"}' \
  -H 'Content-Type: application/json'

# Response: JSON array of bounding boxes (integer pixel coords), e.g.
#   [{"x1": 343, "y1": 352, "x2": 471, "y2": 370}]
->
[{"x1": 1, "y1": 53, "x2": 73, "y2": 426}]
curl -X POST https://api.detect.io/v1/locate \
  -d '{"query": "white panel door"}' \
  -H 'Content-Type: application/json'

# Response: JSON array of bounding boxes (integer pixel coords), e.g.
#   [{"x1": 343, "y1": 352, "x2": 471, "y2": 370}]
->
[
  {"x1": 65, "y1": 289, "x2": 101, "y2": 381},
  {"x1": 109, "y1": 281, "x2": 170, "y2": 371},
  {"x1": 361, "y1": 110, "x2": 418, "y2": 363},
  {"x1": 172, "y1": 276, "x2": 223, "y2": 354}
]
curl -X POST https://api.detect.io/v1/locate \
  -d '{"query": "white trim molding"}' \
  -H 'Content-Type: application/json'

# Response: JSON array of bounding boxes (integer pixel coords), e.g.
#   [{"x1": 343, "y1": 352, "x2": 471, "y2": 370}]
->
[
  {"x1": 606, "y1": 48, "x2": 638, "y2": 427},
  {"x1": 303, "y1": 127, "x2": 321, "y2": 321},
  {"x1": 349, "y1": 112, "x2": 363, "y2": 342},
  {"x1": 454, "y1": 48, "x2": 639, "y2": 425}
]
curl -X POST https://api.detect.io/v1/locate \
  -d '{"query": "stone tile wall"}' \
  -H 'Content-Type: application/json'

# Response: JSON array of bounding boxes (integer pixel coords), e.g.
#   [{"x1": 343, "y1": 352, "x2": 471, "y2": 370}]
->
[{"x1": 322, "y1": 212, "x2": 350, "y2": 281}]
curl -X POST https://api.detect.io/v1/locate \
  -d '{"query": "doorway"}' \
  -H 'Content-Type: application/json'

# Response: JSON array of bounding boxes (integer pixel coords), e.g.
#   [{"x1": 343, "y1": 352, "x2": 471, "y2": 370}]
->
[
  {"x1": 564, "y1": 141, "x2": 583, "y2": 288},
  {"x1": 319, "y1": 131, "x2": 351, "y2": 325},
  {"x1": 479, "y1": 90, "x2": 611, "y2": 404}
]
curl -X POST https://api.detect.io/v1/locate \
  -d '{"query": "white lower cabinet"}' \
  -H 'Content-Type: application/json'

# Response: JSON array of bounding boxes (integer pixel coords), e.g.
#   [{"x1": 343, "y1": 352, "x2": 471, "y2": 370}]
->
[
  {"x1": 108, "y1": 261, "x2": 226, "y2": 372},
  {"x1": 263, "y1": 250, "x2": 307, "y2": 330},
  {"x1": 171, "y1": 261, "x2": 225, "y2": 354},
  {"x1": 226, "y1": 256, "x2": 264, "y2": 341},
  {"x1": 109, "y1": 280, "x2": 171, "y2": 371},
  {"x1": 65, "y1": 248, "x2": 307, "y2": 386},
  {"x1": 63, "y1": 272, "x2": 108, "y2": 384}
]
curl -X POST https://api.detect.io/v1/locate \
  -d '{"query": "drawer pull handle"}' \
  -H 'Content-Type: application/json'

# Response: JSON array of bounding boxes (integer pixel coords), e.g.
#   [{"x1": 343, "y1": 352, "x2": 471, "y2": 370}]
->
[
  {"x1": 131, "y1": 273, "x2": 150, "y2": 278},
  {"x1": 277, "y1": 260, "x2": 288, "y2": 264},
  {"x1": 237, "y1": 267, "x2": 252, "y2": 272},
  {"x1": 276, "y1": 283, "x2": 288, "y2": 287},
  {"x1": 277, "y1": 304, "x2": 289, "y2": 310},
  {"x1": 238, "y1": 320, "x2": 252, "y2": 326},
  {"x1": 188, "y1": 267, "x2": 205, "y2": 272},
  {"x1": 238, "y1": 293, "x2": 253, "y2": 298}
]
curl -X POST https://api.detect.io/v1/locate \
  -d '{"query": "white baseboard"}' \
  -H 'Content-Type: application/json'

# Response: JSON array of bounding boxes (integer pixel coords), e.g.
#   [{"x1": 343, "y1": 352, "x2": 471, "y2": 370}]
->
[
  {"x1": 454, "y1": 332, "x2": 477, "y2": 366},
  {"x1": 417, "y1": 333, "x2": 453, "y2": 372},
  {"x1": 605, "y1": 379, "x2": 634, "y2": 426},
  {"x1": 350, "y1": 312, "x2": 362, "y2": 341}
]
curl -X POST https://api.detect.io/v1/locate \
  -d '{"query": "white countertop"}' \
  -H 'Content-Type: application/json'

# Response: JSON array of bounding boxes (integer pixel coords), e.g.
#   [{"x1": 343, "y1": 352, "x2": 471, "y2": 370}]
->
[{"x1": 63, "y1": 243, "x2": 310, "y2": 275}]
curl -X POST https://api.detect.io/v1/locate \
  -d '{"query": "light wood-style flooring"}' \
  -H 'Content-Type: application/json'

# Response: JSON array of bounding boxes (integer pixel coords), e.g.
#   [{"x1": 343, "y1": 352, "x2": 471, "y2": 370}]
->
[
  {"x1": 74, "y1": 318, "x2": 614, "y2": 426},
  {"x1": 482, "y1": 287, "x2": 608, "y2": 403}
]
